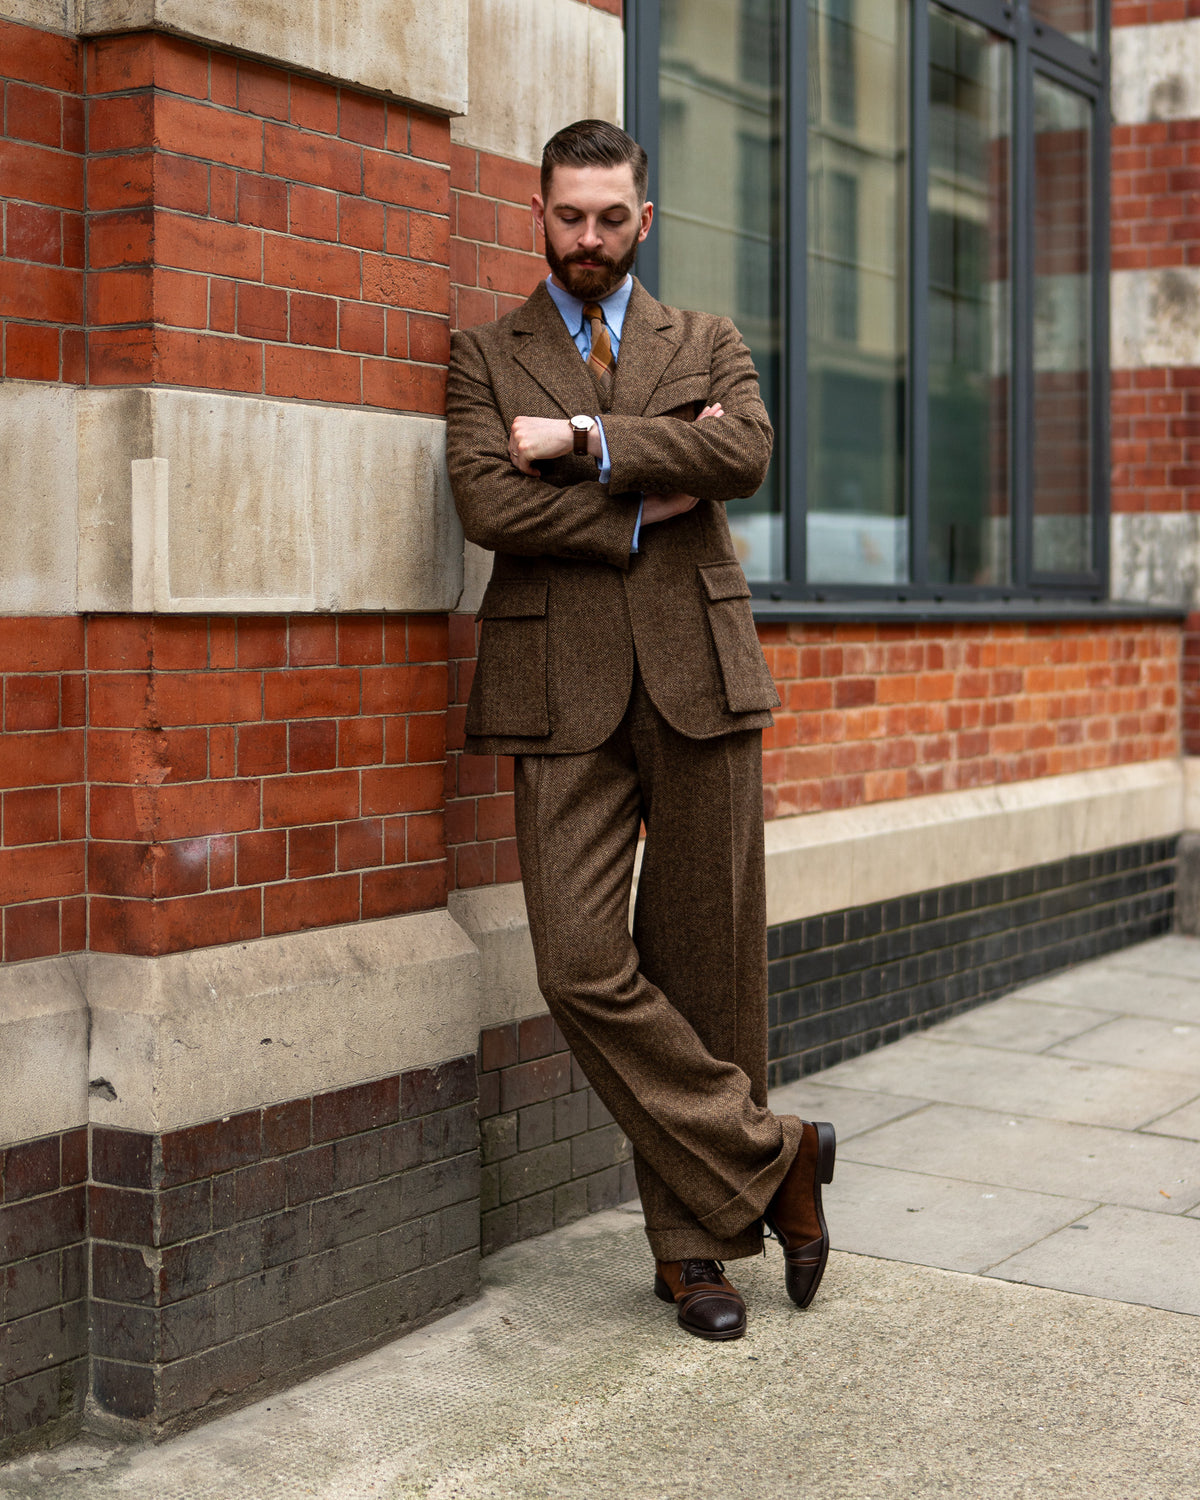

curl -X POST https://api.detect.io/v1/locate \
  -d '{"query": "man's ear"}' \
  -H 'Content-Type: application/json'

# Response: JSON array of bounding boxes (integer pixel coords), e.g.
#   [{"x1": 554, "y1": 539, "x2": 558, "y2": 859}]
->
[
  {"x1": 637, "y1": 200, "x2": 654, "y2": 244},
  {"x1": 532, "y1": 194, "x2": 546, "y2": 236}
]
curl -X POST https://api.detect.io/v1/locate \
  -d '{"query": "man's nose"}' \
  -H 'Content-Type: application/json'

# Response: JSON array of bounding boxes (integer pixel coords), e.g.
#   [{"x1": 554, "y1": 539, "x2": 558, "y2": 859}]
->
[{"x1": 579, "y1": 220, "x2": 604, "y2": 249}]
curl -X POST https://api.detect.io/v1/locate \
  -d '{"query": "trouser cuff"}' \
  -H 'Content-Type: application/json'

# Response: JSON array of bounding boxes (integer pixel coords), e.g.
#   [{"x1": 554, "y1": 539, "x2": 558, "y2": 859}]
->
[
  {"x1": 644, "y1": 1222, "x2": 763, "y2": 1262},
  {"x1": 696, "y1": 1113, "x2": 804, "y2": 1242}
]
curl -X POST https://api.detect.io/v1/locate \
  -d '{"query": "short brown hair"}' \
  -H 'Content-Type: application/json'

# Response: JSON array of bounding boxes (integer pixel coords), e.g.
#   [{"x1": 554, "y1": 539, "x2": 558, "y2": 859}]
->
[{"x1": 540, "y1": 119, "x2": 648, "y2": 203}]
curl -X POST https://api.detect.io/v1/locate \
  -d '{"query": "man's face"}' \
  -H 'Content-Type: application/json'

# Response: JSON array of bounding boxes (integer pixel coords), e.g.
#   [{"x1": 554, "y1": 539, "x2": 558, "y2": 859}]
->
[{"x1": 533, "y1": 163, "x2": 654, "y2": 302}]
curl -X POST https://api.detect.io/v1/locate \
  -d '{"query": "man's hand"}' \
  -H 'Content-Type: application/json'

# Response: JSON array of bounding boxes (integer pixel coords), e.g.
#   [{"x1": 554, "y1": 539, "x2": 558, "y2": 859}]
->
[
  {"x1": 640, "y1": 403, "x2": 723, "y2": 527},
  {"x1": 509, "y1": 416, "x2": 602, "y2": 474}
]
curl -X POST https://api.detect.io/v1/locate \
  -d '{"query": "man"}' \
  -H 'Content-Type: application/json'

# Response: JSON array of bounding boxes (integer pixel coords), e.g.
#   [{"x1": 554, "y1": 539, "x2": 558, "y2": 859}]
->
[{"x1": 445, "y1": 120, "x2": 834, "y2": 1342}]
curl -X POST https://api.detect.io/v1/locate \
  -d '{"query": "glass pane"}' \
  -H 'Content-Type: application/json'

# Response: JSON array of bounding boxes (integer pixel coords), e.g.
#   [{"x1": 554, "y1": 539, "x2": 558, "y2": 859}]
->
[
  {"x1": 807, "y1": 0, "x2": 908, "y2": 586},
  {"x1": 927, "y1": 5, "x2": 1011, "y2": 586},
  {"x1": 657, "y1": 0, "x2": 784, "y2": 581},
  {"x1": 1032, "y1": 76, "x2": 1093, "y2": 576},
  {"x1": 1029, "y1": 0, "x2": 1094, "y2": 50}
]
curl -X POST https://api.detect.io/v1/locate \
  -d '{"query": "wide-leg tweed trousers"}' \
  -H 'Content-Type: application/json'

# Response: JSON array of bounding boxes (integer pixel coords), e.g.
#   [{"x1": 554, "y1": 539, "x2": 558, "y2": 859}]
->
[{"x1": 513, "y1": 671, "x2": 803, "y2": 1261}]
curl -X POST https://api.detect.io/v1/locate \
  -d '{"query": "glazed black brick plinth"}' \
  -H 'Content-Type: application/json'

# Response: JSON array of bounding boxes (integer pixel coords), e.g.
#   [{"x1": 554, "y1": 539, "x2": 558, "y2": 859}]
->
[
  {"x1": 0, "y1": 1128, "x2": 88, "y2": 1458},
  {"x1": 89, "y1": 1058, "x2": 480, "y2": 1437},
  {"x1": 478, "y1": 1015, "x2": 636, "y2": 1256},
  {"x1": 767, "y1": 838, "x2": 1177, "y2": 1086}
]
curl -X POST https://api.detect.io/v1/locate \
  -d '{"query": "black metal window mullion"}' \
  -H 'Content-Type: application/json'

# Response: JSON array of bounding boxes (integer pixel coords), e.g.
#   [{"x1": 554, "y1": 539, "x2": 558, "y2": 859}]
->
[
  {"x1": 908, "y1": 0, "x2": 931, "y2": 590},
  {"x1": 783, "y1": 0, "x2": 809, "y2": 592},
  {"x1": 1011, "y1": 7, "x2": 1035, "y2": 588}
]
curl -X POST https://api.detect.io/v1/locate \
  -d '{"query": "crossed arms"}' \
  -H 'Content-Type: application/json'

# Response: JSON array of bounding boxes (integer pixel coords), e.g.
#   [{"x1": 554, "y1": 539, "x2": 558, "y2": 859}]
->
[{"x1": 444, "y1": 315, "x2": 772, "y2": 570}]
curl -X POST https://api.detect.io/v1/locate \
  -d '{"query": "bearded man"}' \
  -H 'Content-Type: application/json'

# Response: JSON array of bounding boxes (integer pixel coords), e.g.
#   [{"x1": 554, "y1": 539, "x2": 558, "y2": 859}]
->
[{"x1": 445, "y1": 119, "x2": 835, "y2": 1341}]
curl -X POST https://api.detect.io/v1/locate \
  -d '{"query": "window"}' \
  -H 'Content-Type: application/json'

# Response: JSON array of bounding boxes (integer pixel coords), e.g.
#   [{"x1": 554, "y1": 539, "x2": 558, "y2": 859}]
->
[{"x1": 627, "y1": 0, "x2": 1108, "y2": 603}]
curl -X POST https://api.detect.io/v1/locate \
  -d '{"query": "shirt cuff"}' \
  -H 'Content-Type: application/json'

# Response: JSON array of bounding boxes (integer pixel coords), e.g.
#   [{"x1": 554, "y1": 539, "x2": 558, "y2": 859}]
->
[
  {"x1": 596, "y1": 417, "x2": 612, "y2": 484},
  {"x1": 631, "y1": 497, "x2": 643, "y2": 554}
]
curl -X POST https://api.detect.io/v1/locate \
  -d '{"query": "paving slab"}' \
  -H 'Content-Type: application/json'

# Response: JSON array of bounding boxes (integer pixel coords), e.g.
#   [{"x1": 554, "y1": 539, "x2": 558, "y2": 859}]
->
[
  {"x1": 814, "y1": 1035, "x2": 1200, "y2": 1128},
  {"x1": 5, "y1": 1211, "x2": 1200, "y2": 1500},
  {"x1": 822, "y1": 1160, "x2": 1095, "y2": 1274},
  {"x1": 842, "y1": 1104, "x2": 1200, "y2": 1215},
  {"x1": 992, "y1": 1204, "x2": 1200, "y2": 1315},
  {"x1": 766, "y1": 1079, "x2": 926, "y2": 1140},
  {"x1": 1105, "y1": 934, "x2": 1200, "y2": 981},
  {"x1": 921, "y1": 996, "x2": 1115, "y2": 1053},
  {"x1": 1049, "y1": 1015, "x2": 1200, "y2": 1076},
  {"x1": 1017, "y1": 965, "x2": 1200, "y2": 1024},
  {"x1": 1145, "y1": 1096, "x2": 1200, "y2": 1143}
]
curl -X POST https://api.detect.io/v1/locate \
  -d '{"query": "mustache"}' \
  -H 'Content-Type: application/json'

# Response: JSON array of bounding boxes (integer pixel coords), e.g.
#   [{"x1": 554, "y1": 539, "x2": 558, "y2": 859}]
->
[{"x1": 564, "y1": 250, "x2": 620, "y2": 268}]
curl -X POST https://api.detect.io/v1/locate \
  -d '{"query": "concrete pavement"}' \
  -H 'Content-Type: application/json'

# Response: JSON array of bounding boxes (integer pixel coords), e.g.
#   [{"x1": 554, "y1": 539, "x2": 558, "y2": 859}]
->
[{"x1": 4, "y1": 934, "x2": 1200, "y2": 1498}]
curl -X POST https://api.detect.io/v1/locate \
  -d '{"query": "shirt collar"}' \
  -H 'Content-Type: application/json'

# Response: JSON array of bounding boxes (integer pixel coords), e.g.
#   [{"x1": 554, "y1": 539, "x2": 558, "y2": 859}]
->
[{"x1": 544, "y1": 274, "x2": 634, "y2": 342}]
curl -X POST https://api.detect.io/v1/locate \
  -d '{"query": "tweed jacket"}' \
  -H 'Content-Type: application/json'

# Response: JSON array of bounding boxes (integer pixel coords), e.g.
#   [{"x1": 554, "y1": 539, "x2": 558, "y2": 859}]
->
[{"x1": 445, "y1": 277, "x2": 781, "y2": 755}]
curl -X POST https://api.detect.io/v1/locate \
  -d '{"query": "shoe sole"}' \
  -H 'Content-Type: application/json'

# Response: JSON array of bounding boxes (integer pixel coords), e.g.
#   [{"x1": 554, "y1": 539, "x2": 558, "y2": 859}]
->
[
  {"x1": 765, "y1": 1119, "x2": 836, "y2": 1310},
  {"x1": 653, "y1": 1275, "x2": 747, "y2": 1341}
]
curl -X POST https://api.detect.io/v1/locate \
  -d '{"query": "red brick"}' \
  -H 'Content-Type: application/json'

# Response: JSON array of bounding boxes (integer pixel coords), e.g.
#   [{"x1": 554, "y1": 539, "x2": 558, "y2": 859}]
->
[
  {"x1": 236, "y1": 828, "x2": 286, "y2": 884},
  {"x1": 361, "y1": 663, "x2": 446, "y2": 714},
  {"x1": 2, "y1": 20, "x2": 81, "y2": 92},
  {"x1": 455, "y1": 285, "x2": 496, "y2": 328},
  {"x1": 406, "y1": 810, "x2": 442, "y2": 863},
  {"x1": 86, "y1": 33, "x2": 153, "y2": 93},
  {"x1": 4, "y1": 676, "x2": 60, "y2": 732},
  {"x1": 4, "y1": 901, "x2": 62, "y2": 963},
  {"x1": 85, "y1": 267, "x2": 150, "y2": 326},
  {"x1": 0, "y1": 728, "x2": 82, "y2": 789},
  {"x1": 155, "y1": 212, "x2": 263, "y2": 280},
  {"x1": 407, "y1": 616, "x2": 448, "y2": 662},
  {"x1": 262, "y1": 771, "x2": 360, "y2": 828},
  {"x1": 362, "y1": 152, "x2": 450, "y2": 213},
  {"x1": 153, "y1": 94, "x2": 264, "y2": 169},
  {"x1": 337, "y1": 716, "x2": 384, "y2": 767},
  {"x1": 264, "y1": 122, "x2": 361, "y2": 193},
  {"x1": 235, "y1": 617, "x2": 287, "y2": 668},
  {"x1": 286, "y1": 617, "x2": 337, "y2": 666},
  {"x1": 3, "y1": 786, "x2": 60, "y2": 846},
  {"x1": 338, "y1": 195, "x2": 386, "y2": 251},
  {"x1": 0, "y1": 260, "x2": 83, "y2": 323},
  {"x1": 337, "y1": 817, "x2": 383, "y2": 870},
  {"x1": 7, "y1": 83, "x2": 62, "y2": 149},
  {"x1": 361, "y1": 358, "x2": 445, "y2": 414},
  {"x1": 88, "y1": 93, "x2": 153, "y2": 153},
  {"x1": 449, "y1": 144, "x2": 477, "y2": 193},
  {"x1": 263, "y1": 235, "x2": 360, "y2": 296},
  {"x1": 409, "y1": 210, "x2": 450, "y2": 264},
  {"x1": 237, "y1": 173, "x2": 288, "y2": 232},
  {"x1": 149, "y1": 34, "x2": 210, "y2": 99},
  {"x1": 262, "y1": 667, "x2": 358, "y2": 719},
  {"x1": 288, "y1": 719, "x2": 337, "y2": 772},
  {"x1": 0, "y1": 138, "x2": 83, "y2": 212},
  {"x1": 288, "y1": 291, "x2": 337, "y2": 348},
  {"x1": 86, "y1": 152, "x2": 154, "y2": 211},
  {"x1": 362, "y1": 861, "x2": 445, "y2": 918},
  {"x1": 238, "y1": 59, "x2": 290, "y2": 120},
  {"x1": 4, "y1": 323, "x2": 60, "y2": 380},
  {"x1": 289, "y1": 75, "x2": 339, "y2": 135},
  {"x1": 238, "y1": 722, "x2": 288, "y2": 777},
  {"x1": 287, "y1": 824, "x2": 337, "y2": 878},
  {"x1": 361, "y1": 763, "x2": 443, "y2": 816},
  {"x1": 339, "y1": 91, "x2": 386, "y2": 149},
  {"x1": 288, "y1": 183, "x2": 339, "y2": 242},
  {"x1": 497, "y1": 201, "x2": 534, "y2": 252},
  {"x1": 152, "y1": 670, "x2": 264, "y2": 726},
  {"x1": 0, "y1": 841, "x2": 83, "y2": 904},
  {"x1": 155, "y1": 329, "x2": 263, "y2": 394},
  {"x1": 385, "y1": 309, "x2": 408, "y2": 359},
  {"x1": 409, "y1": 111, "x2": 451, "y2": 164},
  {"x1": 406, "y1": 713, "x2": 445, "y2": 764},
  {"x1": 478, "y1": 151, "x2": 538, "y2": 205},
  {"x1": 264, "y1": 342, "x2": 361, "y2": 403},
  {"x1": 263, "y1": 872, "x2": 359, "y2": 935},
  {"x1": 237, "y1": 282, "x2": 288, "y2": 341},
  {"x1": 479, "y1": 243, "x2": 543, "y2": 298},
  {"x1": 339, "y1": 301, "x2": 385, "y2": 354}
]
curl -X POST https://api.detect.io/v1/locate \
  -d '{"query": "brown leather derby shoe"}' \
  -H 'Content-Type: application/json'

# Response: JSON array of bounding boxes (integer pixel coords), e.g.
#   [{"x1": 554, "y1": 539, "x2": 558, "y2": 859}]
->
[
  {"x1": 764, "y1": 1119, "x2": 836, "y2": 1309},
  {"x1": 654, "y1": 1258, "x2": 746, "y2": 1341}
]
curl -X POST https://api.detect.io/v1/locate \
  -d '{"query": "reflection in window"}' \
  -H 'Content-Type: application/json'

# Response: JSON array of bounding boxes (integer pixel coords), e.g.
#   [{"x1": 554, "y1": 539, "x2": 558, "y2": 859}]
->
[
  {"x1": 1029, "y1": 0, "x2": 1094, "y2": 48},
  {"x1": 1032, "y1": 76, "x2": 1092, "y2": 575},
  {"x1": 657, "y1": 0, "x2": 784, "y2": 580},
  {"x1": 927, "y1": 4, "x2": 1011, "y2": 586},
  {"x1": 807, "y1": 0, "x2": 908, "y2": 585}
]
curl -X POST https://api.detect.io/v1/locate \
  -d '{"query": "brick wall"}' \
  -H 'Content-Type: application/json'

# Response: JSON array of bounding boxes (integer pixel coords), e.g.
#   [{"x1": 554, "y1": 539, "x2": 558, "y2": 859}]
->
[
  {"x1": 0, "y1": 620, "x2": 86, "y2": 963},
  {"x1": 0, "y1": 20, "x2": 86, "y2": 381}
]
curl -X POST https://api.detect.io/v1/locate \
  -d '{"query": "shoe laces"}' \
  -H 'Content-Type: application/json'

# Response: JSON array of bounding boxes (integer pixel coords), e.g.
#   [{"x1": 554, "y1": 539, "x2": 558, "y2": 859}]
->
[{"x1": 679, "y1": 1258, "x2": 725, "y2": 1286}]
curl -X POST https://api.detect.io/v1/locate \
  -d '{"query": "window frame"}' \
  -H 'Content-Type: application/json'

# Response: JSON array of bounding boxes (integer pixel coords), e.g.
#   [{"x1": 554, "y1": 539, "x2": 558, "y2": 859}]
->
[{"x1": 626, "y1": 0, "x2": 1113, "y2": 609}]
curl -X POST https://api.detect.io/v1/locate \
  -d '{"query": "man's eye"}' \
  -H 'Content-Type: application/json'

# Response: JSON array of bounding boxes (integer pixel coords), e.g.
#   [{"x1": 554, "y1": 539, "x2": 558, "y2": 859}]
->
[{"x1": 602, "y1": 218, "x2": 625, "y2": 229}]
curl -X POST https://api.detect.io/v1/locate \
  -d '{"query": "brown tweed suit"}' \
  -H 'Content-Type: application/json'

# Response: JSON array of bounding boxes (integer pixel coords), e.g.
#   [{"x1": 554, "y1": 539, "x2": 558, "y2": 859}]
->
[{"x1": 446, "y1": 278, "x2": 802, "y2": 1260}]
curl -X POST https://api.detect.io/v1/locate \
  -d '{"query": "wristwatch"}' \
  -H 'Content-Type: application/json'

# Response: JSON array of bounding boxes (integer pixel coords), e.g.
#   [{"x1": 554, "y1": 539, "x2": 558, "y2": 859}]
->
[{"x1": 570, "y1": 414, "x2": 597, "y2": 456}]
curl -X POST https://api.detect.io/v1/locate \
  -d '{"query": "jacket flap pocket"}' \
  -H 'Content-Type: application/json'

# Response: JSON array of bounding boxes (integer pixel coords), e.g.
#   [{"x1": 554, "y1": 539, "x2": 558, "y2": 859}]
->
[
  {"x1": 478, "y1": 580, "x2": 548, "y2": 619},
  {"x1": 698, "y1": 561, "x2": 751, "y2": 603}
]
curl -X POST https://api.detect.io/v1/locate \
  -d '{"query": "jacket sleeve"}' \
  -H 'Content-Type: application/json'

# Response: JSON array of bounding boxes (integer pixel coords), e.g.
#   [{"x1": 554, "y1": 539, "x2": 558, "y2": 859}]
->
[
  {"x1": 445, "y1": 329, "x2": 641, "y2": 568},
  {"x1": 600, "y1": 317, "x2": 773, "y2": 499}
]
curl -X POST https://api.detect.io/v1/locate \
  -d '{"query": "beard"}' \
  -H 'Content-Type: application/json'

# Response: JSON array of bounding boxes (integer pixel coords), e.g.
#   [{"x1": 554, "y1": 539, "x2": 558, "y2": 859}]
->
[{"x1": 545, "y1": 235, "x2": 639, "y2": 301}]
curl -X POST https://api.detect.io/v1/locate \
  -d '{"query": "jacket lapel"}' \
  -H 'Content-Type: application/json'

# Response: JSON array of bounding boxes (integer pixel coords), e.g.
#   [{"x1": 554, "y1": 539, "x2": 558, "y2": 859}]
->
[
  {"x1": 510, "y1": 282, "x2": 599, "y2": 417},
  {"x1": 610, "y1": 280, "x2": 681, "y2": 416}
]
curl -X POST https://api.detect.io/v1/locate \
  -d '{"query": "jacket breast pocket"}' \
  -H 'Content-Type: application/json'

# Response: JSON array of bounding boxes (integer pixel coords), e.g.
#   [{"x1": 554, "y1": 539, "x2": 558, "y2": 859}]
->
[
  {"x1": 467, "y1": 579, "x2": 551, "y2": 738},
  {"x1": 698, "y1": 562, "x2": 781, "y2": 715}
]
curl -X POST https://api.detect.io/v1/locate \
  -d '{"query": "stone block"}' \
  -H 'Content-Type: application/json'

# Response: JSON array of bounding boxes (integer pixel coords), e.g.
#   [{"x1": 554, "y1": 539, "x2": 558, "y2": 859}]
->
[
  {"x1": 480, "y1": 1203, "x2": 518, "y2": 1257},
  {"x1": 553, "y1": 1090, "x2": 589, "y2": 1140},
  {"x1": 480, "y1": 1112, "x2": 518, "y2": 1165},
  {"x1": 517, "y1": 1099, "x2": 554, "y2": 1152},
  {"x1": 516, "y1": 1188, "x2": 554, "y2": 1241},
  {"x1": 571, "y1": 1123, "x2": 629, "y2": 1179},
  {"x1": 553, "y1": 1179, "x2": 587, "y2": 1228},
  {"x1": 498, "y1": 1141, "x2": 570, "y2": 1204}
]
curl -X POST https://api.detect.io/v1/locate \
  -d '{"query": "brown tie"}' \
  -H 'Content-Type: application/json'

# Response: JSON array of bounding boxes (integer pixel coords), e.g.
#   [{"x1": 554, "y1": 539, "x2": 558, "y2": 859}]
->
[{"x1": 583, "y1": 302, "x2": 615, "y2": 399}]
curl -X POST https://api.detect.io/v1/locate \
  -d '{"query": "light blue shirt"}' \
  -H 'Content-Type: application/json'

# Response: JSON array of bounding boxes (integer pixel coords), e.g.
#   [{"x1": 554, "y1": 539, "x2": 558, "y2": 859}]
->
[{"x1": 544, "y1": 275, "x2": 643, "y2": 551}]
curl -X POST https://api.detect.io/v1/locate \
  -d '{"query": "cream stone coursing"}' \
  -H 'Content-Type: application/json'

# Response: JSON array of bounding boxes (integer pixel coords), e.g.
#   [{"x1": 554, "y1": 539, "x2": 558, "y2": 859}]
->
[
  {"x1": 0, "y1": 0, "x2": 468, "y2": 113},
  {"x1": 0, "y1": 383, "x2": 463, "y2": 614},
  {"x1": 0, "y1": 959, "x2": 88, "y2": 1143},
  {"x1": 1111, "y1": 20, "x2": 1200, "y2": 126},
  {"x1": 450, "y1": 0, "x2": 623, "y2": 164},
  {"x1": 1111, "y1": 512, "x2": 1200, "y2": 609},
  {"x1": 1111, "y1": 267, "x2": 1200, "y2": 371}
]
